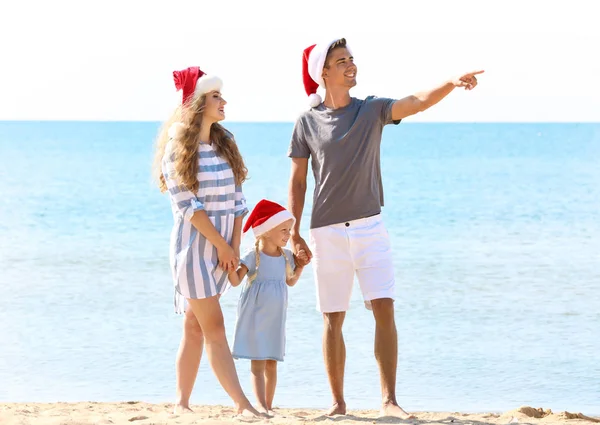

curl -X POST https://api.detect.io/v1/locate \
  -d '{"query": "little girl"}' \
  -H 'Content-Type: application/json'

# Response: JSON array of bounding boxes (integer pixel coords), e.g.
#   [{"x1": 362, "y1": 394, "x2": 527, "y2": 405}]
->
[{"x1": 227, "y1": 199, "x2": 309, "y2": 414}]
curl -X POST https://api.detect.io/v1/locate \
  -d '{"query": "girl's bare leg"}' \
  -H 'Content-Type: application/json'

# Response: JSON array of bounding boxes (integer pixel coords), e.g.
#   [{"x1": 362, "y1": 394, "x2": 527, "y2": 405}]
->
[
  {"x1": 251, "y1": 360, "x2": 268, "y2": 412},
  {"x1": 265, "y1": 360, "x2": 278, "y2": 413}
]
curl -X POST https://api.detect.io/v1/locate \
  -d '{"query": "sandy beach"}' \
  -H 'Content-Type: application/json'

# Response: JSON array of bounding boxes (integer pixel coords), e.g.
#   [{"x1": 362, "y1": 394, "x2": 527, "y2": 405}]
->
[{"x1": 1, "y1": 403, "x2": 598, "y2": 425}]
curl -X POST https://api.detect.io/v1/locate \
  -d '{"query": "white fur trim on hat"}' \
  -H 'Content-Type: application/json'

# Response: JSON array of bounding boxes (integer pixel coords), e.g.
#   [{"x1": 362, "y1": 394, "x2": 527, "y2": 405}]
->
[
  {"x1": 252, "y1": 209, "x2": 296, "y2": 238},
  {"x1": 194, "y1": 75, "x2": 223, "y2": 98},
  {"x1": 308, "y1": 38, "x2": 353, "y2": 88}
]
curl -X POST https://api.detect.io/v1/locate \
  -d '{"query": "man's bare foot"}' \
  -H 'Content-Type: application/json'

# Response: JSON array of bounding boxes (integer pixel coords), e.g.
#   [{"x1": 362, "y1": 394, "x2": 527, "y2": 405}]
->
[
  {"x1": 326, "y1": 402, "x2": 347, "y2": 416},
  {"x1": 173, "y1": 404, "x2": 193, "y2": 414},
  {"x1": 380, "y1": 402, "x2": 417, "y2": 420}
]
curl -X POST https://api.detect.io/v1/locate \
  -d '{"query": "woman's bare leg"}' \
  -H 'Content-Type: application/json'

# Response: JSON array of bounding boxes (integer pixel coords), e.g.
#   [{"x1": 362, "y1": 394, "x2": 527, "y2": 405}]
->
[
  {"x1": 187, "y1": 296, "x2": 260, "y2": 416},
  {"x1": 174, "y1": 307, "x2": 203, "y2": 413}
]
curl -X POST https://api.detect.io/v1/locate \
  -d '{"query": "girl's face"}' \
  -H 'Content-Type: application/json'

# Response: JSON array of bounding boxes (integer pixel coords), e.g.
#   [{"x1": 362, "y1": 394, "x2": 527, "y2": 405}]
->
[
  {"x1": 265, "y1": 219, "x2": 294, "y2": 248},
  {"x1": 202, "y1": 90, "x2": 227, "y2": 123}
]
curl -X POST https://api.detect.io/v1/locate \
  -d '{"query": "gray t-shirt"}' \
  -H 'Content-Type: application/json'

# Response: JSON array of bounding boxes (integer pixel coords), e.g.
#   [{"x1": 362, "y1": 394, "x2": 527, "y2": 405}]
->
[{"x1": 287, "y1": 96, "x2": 400, "y2": 229}]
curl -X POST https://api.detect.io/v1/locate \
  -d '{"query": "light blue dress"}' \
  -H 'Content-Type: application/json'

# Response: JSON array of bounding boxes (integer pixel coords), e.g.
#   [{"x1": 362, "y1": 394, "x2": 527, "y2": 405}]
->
[{"x1": 232, "y1": 248, "x2": 295, "y2": 362}]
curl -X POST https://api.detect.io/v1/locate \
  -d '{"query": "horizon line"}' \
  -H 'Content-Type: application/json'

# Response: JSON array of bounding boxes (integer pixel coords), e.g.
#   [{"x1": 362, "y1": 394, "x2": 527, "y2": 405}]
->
[{"x1": 1, "y1": 120, "x2": 599, "y2": 124}]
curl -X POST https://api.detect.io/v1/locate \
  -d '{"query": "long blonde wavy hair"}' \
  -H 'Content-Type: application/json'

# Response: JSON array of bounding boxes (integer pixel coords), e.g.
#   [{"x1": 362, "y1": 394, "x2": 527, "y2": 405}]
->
[
  {"x1": 152, "y1": 93, "x2": 248, "y2": 193},
  {"x1": 247, "y1": 238, "x2": 295, "y2": 287}
]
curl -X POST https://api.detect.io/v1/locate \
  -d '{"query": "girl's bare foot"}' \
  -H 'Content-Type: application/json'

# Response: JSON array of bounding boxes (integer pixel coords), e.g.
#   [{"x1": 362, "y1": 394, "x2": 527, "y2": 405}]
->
[
  {"x1": 326, "y1": 401, "x2": 346, "y2": 416},
  {"x1": 380, "y1": 402, "x2": 417, "y2": 419}
]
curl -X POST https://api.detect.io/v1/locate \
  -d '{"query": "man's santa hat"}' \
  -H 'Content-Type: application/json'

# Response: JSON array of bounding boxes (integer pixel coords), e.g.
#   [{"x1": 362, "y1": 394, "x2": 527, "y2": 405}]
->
[
  {"x1": 243, "y1": 199, "x2": 295, "y2": 238},
  {"x1": 302, "y1": 38, "x2": 352, "y2": 108},
  {"x1": 168, "y1": 66, "x2": 223, "y2": 138}
]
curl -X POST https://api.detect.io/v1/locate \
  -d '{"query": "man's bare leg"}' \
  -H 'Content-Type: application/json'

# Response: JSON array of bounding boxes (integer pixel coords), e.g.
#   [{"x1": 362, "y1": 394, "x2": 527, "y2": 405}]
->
[
  {"x1": 371, "y1": 298, "x2": 416, "y2": 419},
  {"x1": 323, "y1": 312, "x2": 347, "y2": 416}
]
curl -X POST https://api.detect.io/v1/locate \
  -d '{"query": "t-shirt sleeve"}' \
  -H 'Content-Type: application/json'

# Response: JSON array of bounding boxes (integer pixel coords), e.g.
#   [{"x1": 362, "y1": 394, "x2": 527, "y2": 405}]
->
[
  {"x1": 368, "y1": 96, "x2": 401, "y2": 126},
  {"x1": 287, "y1": 118, "x2": 311, "y2": 158},
  {"x1": 240, "y1": 249, "x2": 256, "y2": 275},
  {"x1": 283, "y1": 248, "x2": 297, "y2": 271}
]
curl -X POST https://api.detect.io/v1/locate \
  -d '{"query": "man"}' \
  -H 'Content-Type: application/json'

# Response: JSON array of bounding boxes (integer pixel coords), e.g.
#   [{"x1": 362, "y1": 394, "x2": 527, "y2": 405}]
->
[{"x1": 287, "y1": 38, "x2": 482, "y2": 418}]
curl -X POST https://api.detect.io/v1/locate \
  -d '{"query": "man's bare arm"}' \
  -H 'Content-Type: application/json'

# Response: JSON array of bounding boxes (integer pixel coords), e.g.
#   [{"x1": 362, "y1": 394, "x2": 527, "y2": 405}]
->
[
  {"x1": 287, "y1": 157, "x2": 312, "y2": 259},
  {"x1": 288, "y1": 158, "x2": 308, "y2": 236},
  {"x1": 391, "y1": 70, "x2": 484, "y2": 121}
]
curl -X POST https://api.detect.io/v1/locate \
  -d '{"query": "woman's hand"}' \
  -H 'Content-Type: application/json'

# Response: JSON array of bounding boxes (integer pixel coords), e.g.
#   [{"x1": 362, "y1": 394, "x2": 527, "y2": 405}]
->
[{"x1": 217, "y1": 242, "x2": 237, "y2": 272}]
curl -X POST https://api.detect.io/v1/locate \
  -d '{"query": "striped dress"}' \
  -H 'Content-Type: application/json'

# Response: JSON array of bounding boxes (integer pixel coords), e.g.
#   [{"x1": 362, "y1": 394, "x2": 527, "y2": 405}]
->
[{"x1": 161, "y1": 134, "x2": 248, "y2": 314}]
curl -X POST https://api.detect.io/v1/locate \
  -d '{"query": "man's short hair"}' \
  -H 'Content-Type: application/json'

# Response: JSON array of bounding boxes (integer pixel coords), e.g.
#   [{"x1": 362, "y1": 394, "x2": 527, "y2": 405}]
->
[{"x1": 324, "y1": 38, "x2": 347, "y2": 68}]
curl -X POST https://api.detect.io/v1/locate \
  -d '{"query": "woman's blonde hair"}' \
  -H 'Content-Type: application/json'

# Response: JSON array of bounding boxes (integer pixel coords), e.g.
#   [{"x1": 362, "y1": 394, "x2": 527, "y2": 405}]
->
[
  {"x1": 247, "y1": 238, "x2": 294, "y2": 286},
  {"x1": 152, "y1": 93, "x2": 248, "y2": 193}
]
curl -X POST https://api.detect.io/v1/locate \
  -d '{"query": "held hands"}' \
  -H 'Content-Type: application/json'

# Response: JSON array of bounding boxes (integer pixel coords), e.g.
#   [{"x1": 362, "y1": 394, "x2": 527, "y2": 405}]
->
[
  {"x1": 294, "y1": 249, "x2": 310, "y2": 268},
  {"x1": 452, "y1": 70, "x2": 484, "y2": 90},
  {"x1": 291, "y1": 234, "x2": 312, "y2": 266},
  {"x1": 217, "y1": 241, "x2": 239, "y2": 272}
]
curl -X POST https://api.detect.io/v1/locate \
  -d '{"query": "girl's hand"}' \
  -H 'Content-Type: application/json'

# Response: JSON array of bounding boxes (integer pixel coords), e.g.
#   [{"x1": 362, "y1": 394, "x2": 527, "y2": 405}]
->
[{"x1": 295, "y1": 249, "x2": 309, "y2": 267}]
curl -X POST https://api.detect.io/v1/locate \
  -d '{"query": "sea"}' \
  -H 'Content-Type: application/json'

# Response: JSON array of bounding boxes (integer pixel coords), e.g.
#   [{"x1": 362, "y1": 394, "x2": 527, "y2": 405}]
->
[{"x1": 1, "y1": 121, "x2": 599, "y2": 414}]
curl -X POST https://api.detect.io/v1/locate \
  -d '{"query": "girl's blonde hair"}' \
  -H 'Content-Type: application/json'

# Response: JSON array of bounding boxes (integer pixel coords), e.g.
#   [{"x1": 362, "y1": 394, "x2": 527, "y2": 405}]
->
[
  {"x1": 152, "y1": 93, "x2": 248, "y2": 193},
  {"x1": 247, "y1": 238, "x2": 294, "y2": 286}
]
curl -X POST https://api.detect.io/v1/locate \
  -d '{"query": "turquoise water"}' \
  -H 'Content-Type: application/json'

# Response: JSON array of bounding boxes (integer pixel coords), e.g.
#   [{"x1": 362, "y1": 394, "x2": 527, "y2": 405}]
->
[{"x1": 1, "y1": 121, "x2": 599, "y2": 414}]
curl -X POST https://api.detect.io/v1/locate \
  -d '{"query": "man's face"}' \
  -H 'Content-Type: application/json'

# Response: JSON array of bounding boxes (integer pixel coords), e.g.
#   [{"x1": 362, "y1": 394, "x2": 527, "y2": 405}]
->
[{"x1": 322, "y1": 47, "x2": 357, "y2": 90}]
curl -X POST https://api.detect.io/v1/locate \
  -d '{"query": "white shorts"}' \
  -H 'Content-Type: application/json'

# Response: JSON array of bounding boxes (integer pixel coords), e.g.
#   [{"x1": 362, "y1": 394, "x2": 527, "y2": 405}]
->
[{"x1": 308, "y1": 214, "x2": 395, "y2": 313}]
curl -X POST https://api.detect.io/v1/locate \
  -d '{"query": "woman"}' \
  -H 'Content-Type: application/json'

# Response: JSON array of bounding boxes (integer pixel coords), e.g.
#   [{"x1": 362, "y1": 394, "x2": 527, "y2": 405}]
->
[{"x1": 152, "y1": 66, "x2": 259, "y2": 417}]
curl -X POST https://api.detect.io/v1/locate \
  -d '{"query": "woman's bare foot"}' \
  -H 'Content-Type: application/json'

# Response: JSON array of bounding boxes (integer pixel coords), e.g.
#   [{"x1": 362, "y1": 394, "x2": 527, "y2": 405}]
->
[
  {"x1": 326, "y1": 401, "x2": 347, "y2": 416},
  {"x1": 380, "y1": 402, "x2": 417, "y2": 419},
  {"x1": 235, "y1": 401, "x2": 263, "y2": 418},
  {"x1": 173, "y1": 404, "x2": 194, "y2": 414}
]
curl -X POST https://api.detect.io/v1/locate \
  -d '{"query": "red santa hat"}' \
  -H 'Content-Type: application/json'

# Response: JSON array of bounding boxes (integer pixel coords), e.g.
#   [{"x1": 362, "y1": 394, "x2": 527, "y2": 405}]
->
[
  {"x1": 302, "y1": 38, "x2": 352, "y2": 108},
  {"x1": 243, "y1": 199, "x2": 296, "y2": 238},
  {"x1": 172, "y1": 66, "x2": 223, "y2": 106},
  {"x1": 168, "y1": 66, "x2": 223, "y2": 138}
]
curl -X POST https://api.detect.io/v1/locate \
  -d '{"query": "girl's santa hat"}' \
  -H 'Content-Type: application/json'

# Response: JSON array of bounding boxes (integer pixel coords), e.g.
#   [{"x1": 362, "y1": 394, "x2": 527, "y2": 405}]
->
[
  {"x1": 243, "y1": 199, "x2": 296, "y2": 238},
  {"x1": 168, "y1": 66, "x2": 223, "y2": 138},
  {"x1": 173, "y1": 66, "x2": 223, "y2": 106},
  {"x1": 302, "y1": 38, "x2": 352, "y2": 108}
]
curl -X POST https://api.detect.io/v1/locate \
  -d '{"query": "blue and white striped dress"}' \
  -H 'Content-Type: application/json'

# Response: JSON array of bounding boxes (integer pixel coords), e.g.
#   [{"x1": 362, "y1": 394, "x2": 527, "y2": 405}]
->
[{"x1": 161, "y1": 133, "x2": 248, "y2": 314}]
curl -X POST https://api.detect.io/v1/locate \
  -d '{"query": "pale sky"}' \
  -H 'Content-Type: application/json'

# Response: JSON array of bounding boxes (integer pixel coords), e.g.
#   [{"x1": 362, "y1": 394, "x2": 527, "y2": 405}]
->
[{"x1": 1, "y1": 0, "x2": 599, "y2": 122}]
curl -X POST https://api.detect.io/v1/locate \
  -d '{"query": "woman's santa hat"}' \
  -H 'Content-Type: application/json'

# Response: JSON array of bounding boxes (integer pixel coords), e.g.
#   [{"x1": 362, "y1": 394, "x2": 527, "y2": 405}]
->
[
  {"x1": 173, "y1": 66, "x2": 223, "y2": 106},
  {"x1": 243, "y1": 199, "x2": 296, "y2": 238},
  {"x1": 168, "y1": 66, "x2": 223, "y2": 138},
  {"x1": 302, "y1": 38, "x2": 352, "y2": 108}
]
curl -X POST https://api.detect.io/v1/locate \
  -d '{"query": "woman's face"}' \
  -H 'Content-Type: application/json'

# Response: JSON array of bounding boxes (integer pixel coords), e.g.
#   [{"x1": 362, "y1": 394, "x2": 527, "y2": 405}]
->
[{"x1": 202, "y1": 90, "x2": 227, "y2": 122}]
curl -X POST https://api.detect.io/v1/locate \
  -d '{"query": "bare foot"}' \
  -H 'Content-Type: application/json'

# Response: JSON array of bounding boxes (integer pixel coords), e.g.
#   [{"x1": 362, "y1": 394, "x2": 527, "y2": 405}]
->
[
  {"x1": 326, "y1": 402, "x2": 347, "y2": 416},
  {"x1": 257, "y1": 403, "x2": 270, "y2": 414},
  {"x1": 380, "y1": 402, "x2": 417, "y2": 420},
  {"x1": 173, "y1": 404, "x2": 193, "y2": 414},
  {"x1": 235, "y1": 402, "x2": 265, "y2": 418}
]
